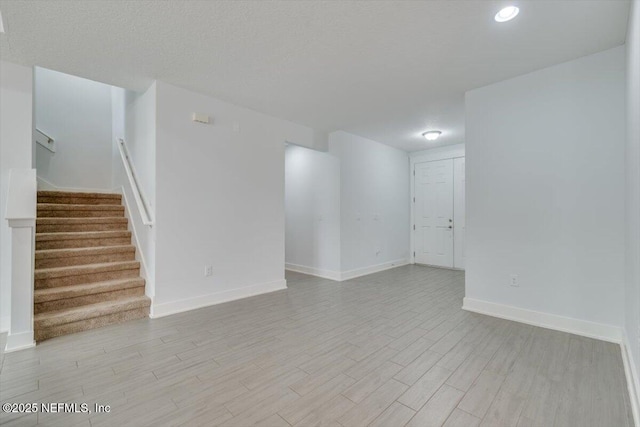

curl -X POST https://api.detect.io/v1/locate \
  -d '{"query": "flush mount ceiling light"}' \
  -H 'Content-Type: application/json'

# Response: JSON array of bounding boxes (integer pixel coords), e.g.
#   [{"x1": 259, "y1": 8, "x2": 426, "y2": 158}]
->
[
  {"x1": 422, "y1": 130, "x2": 442, "y2": 141},
  {"x1": 495, "y1": 6, "x2": 519, "y2": 22}
]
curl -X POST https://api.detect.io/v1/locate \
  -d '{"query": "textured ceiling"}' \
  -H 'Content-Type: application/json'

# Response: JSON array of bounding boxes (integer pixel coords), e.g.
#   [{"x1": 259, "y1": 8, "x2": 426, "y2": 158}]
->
[{"x1": 0, "y1": 0, "x2": 630, "y2": 151}]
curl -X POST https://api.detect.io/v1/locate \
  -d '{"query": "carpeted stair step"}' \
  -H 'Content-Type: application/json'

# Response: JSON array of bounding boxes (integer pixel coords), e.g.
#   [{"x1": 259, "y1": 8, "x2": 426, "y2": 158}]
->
[
  {"x1": 35, "y1": 245, "x2": 136, "y2": 269},
  {"x1": 36, "y1": 230, "x2": 132, "y2": 250},
  {"x1": 37, "y1": 203, "x2": 125, "y2": 218},
  {"x1": 37, "y1": 190, "x2": 122, "y2": 205},
  {"x1": 35, "y1": 261, "x2": 140, "y2": 289},
  {"x1": 36, "y1": 217, "x2": 128, "y2": 233},
  {"x1": 34, "y1": 278, "x2": 146, "y2": 314},
  {"x1": 33, "y1": 190, "x2": 148, "y2": 341},
  {"x1": 34, "y1": 296, "x2": 151, "y2": 341}
]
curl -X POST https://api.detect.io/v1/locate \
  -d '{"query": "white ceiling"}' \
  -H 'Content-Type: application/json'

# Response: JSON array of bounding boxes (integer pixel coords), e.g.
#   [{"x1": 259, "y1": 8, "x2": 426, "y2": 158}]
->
[{"x1": 0, "y1": 0, "x2": 630, "y2": 152}]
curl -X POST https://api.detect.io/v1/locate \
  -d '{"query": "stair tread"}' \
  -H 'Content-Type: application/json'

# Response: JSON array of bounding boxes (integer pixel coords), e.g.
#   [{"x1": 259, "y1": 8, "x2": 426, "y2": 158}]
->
[
  {"x1": 36, "y1": 245, "x2": 135, "y2": 258},
  {"x1": 36, "y1": 230, "x2": 131, "y2": 240},
  {"x1": 34, "y1": 296, "x2": 150, "y2": 325},
  {"x1": 35, "y1": 260, "x2": 140, "y2": 277},
  {"x1": 38, "y1": 203, "x2": 124, "y2": 210},
  {"x1": 37, "y1": 217, "x2": 128, "y2": 224},
  {"x1": 35, "y1": 278, "x2": 145, "y2": 302},
  {"x1": 38, "y1": 190, "x2": 121, "y2": 199}
]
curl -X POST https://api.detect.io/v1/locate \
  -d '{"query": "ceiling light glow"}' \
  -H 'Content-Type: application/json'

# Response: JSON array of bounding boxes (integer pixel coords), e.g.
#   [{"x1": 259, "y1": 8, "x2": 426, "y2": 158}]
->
[
  {"x1": 495, "y1": 6, "x2": 519, "y2": 22},
  {"x1": 422, "y1": 131, "x2": 442, "y2": 141}
]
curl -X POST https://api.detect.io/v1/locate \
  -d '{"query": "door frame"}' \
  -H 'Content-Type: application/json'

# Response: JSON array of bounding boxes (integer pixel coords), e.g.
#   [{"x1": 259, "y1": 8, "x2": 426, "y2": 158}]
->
[{"x1": 409, "y1": 145, "x2": 465, "y2": 267}]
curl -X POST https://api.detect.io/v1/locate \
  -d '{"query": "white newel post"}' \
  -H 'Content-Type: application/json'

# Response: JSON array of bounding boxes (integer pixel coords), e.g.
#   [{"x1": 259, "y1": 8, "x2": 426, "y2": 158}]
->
[{"x1": 4, "y1": 169, "x2": 37, "y2": 352}]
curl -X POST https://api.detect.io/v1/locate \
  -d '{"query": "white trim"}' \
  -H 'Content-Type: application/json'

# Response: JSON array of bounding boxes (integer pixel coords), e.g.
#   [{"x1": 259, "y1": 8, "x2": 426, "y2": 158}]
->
[
  {"x1": 622, "y1": 330, "x2": 640, "y2": 427},
  {"x1": 462, "y1": 297, "x2": 623, "y2": 343},
  {"x1": 340, "y1": 259, "x2": 410, "y2": 281},
  {"x1": 36, "y1": 175, "x2": 114, "y2": 194},
  {"x1": 7, "y1": 218, "x2": 35, "y2": 228},
  {"x1": 0, "y1": 315, "x2": 9, "y2": 333},
  {"x1": 285, "y1": 263, "x2": 341, "y2": 281},
  {"x1": 415, "y1": 262, "x2": 464, "y2": 272},
  {"x1": 4, "y1": 330, "x2": 35, "y2": 353},
  {"x1": 150, "y1": 279, "x2": 287, "y2": 318},
  {"x1": 118, "y1": 186, "x2": 154, "y2": 301}
]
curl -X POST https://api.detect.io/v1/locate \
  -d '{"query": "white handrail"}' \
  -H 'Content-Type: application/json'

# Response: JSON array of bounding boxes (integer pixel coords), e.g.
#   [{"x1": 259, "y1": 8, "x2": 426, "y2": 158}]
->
[
  {"x1": 35, "y1": 128, "x2": 56, "y2": 153},
  {"x1": 117, "y1": 138, "x2": 153, "y2": 226}
]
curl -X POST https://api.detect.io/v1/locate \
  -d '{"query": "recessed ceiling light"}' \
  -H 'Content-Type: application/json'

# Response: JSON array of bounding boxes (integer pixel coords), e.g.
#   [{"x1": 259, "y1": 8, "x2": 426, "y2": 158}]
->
[
  {"x1": 422, "y1": 131, "x2": 442, "y2": 141},
  {"x1": 495, "y1": 6, "x2": 519, "y2": 22}
]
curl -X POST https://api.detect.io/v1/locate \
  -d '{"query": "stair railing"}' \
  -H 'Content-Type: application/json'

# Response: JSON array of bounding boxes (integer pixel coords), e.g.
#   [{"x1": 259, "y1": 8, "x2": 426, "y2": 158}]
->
[
  {"x1": 35, "y1": 128, "x2": 56, "y2": 153},
  {"x1": 117, "y1": 138, "x2": 153, "y2": 226}
]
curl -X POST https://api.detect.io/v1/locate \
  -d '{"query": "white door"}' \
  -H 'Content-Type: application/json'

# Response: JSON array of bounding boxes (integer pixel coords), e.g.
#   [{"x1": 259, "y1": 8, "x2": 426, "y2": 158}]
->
[
  {"x1": 454, "y1": 158, "x2": 465, "y2": 269},
  {"x1": 414, "y1": 159, "x2": 454, "y2": 267}
]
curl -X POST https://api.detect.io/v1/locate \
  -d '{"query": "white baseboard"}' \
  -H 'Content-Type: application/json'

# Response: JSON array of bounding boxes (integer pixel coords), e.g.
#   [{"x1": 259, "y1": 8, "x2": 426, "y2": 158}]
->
[
  {"x1": 462, "y1": 297, "x2": 622, "y2": 344},
  {"x1": 340, "y1": 259, "x2": 410, "y2": 281},
  {"x1": 36, "y1": 176, "x2": 114, "y2": 193},
  {"x1": 150, "y1": 279, "x2": 287, "y2": 318},
  {"x1": 5, "y1": 330, "x2": 35, "y2": 353},
  {"x1": 285, "y1": 263, "x2": 341, "y2": 281},
  {"x1": 622, "y1": 330, "x2": 640, "y2": 427},
  {"x1": 286, "y1": 259, "x2": 410, "y2": 282}
]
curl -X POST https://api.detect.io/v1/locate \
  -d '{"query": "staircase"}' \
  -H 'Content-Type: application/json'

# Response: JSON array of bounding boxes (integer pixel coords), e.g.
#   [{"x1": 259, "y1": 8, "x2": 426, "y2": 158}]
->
[{"x1": 34, "y1": 190, "x2": 150, "y2": 341}]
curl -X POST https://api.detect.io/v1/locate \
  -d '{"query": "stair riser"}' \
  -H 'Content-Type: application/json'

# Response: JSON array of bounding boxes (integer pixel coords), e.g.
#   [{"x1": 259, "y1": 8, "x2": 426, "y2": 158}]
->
[
  {"x1": 35, "y1": 268, "x2": 140, "y2": 289},
  {"x1": 38, "y1": 196, "x2": 122, "y2": 205},
  {"x1": 36, "y1": 237, "x2": 131, "y2": 250},
  {"x1": 37, "y1": 223, "x2": 128, "y2": 233},
  {"x1": 35, "y1": 307, "x2": 149, "y2": 341},
  {"x1": 37, "y1": 208, "x2": 125, "y2": 218},
  {"x1": 35, "y1": 252, "x2": 136, "y2": 269},
  {"x1": 35, "y1": 287, "x2": 145, "y2": 314}
]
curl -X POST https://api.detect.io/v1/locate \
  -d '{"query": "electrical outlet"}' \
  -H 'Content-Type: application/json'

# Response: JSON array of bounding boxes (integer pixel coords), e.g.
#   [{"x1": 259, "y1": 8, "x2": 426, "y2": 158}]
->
[
  {"x1": 510, "y1": 275, "x2": 519, "y2": 287},
  {"x1": 205, "y1": 266, "x2": 213, "y2": 277}
]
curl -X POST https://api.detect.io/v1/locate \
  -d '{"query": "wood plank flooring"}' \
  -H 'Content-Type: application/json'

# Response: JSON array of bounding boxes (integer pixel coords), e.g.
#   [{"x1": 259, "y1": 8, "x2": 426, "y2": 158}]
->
[{"x1": 0, "y1": 265, "x2": 634, "y2": 426}]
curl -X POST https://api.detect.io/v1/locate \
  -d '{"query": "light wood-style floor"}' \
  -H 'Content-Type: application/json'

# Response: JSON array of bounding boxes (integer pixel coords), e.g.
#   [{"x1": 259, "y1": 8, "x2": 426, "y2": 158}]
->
[{"x1": 0, "y1": 265, "x2": 634, "y2": 427}]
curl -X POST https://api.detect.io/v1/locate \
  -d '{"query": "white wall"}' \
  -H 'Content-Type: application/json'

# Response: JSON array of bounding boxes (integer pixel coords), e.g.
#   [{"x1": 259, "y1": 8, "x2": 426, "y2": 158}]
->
[
  {"x1": 465, "y1": 46, "x2": 626, "y2": 334},
  {"x1": 624, "y1": 0, "x2": 640, "y2": 407},
  {"x1": 123, "y1": 86, "x2": 157, "y2": 211},
  {"x1": 410, "y1": 144, "x2": 465, "y2": 164},
  {"x1": 34, "y1": 68, "x2": 113, "y2": 190},
  {"x1": 0, "y1": 61, "x2": 33, "y2": 332},
  {"x1": 152, "y1": 81, "x2": 318, "y2": 316},
  {"x1": 329, "y1": 131, "x2": 410, "y2": 276},
  {"x1": 285, "y1": 144, "x2": 340, "y2": 278},
  {"x1": 111, "y1": 84, "x2": 157, "y2": 299}
]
